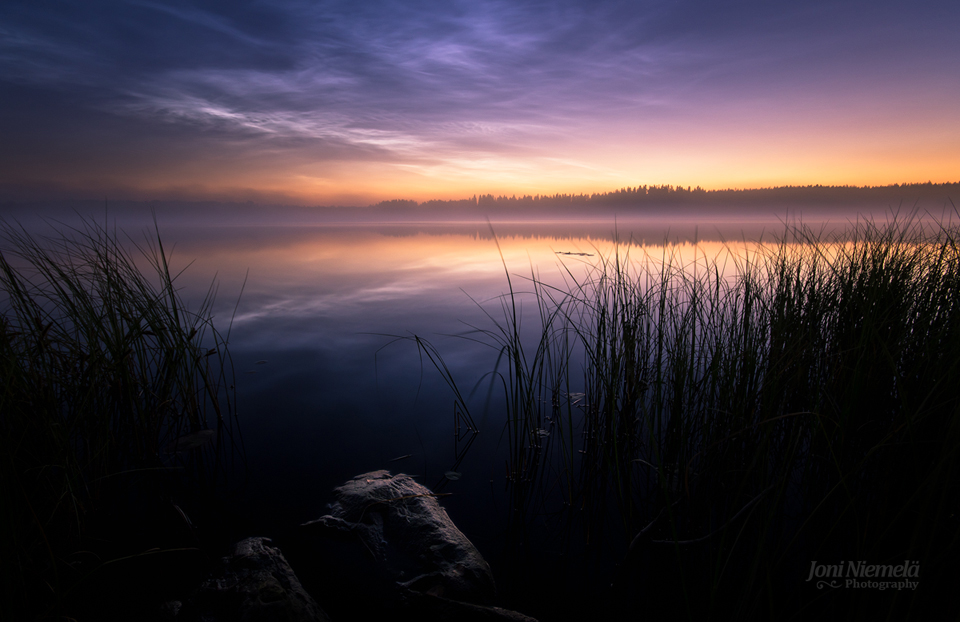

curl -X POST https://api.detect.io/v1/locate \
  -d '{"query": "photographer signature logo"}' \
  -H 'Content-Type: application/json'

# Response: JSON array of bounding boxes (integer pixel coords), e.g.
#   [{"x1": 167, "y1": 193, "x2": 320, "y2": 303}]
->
[{"x1": 806, "y1": 560, "x2": 919, "y2": 591}]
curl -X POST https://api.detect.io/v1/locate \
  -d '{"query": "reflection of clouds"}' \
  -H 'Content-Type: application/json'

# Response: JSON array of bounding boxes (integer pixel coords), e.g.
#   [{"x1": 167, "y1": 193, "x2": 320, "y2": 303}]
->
[
  {"x1": 231, "y1": 280, "x2": 453, "y2": 325},
  {"x1": 182, "y1": 224, "x2": 784, "y2": 358},
  {"x1": 177, "y1": 226, "x2": 583, "y2": 350}
]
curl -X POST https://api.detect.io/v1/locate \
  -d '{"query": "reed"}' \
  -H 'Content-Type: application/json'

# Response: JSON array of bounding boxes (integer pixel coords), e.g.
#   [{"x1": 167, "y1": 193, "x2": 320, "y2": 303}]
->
[
  {"x1": 468, "y1": 212, "x2": 960, "y2": 619},
  {"x1": 0, "y1": 216, "x2": 240, "y2": 620}
]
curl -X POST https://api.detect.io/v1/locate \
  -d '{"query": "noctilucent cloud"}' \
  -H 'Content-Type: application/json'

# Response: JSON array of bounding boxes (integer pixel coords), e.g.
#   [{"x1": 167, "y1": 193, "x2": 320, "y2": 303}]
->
[{"x1": 2, "y1": 0, "x2": 958, "y2": 205}]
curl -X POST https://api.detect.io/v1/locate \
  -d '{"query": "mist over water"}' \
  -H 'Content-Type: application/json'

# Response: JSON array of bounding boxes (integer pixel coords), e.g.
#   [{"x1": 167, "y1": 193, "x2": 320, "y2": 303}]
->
[
  {"x1": 2, "y1": 204, "x2": 934, "y2": 501},
  {"x1": 5, "y1": 201, "x2": 953, "y2": 617}
]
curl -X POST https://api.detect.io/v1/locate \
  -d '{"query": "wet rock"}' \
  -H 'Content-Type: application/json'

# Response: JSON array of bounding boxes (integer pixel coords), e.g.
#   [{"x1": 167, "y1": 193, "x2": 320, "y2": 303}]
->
[
  {"x1": 301, "y1": 470, "x2": 496, "y2": 605},
  {"x1": 184, "y1": 537, "x2": 330, "y2": 622}
]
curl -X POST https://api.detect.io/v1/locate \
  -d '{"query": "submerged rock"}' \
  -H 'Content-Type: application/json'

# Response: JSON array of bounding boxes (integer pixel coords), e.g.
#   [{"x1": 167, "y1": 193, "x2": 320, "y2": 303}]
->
[
  {"x1": 184, "y1": 537, "x2": 330, "y2": 622},
  {"x1": 302, "y1": 470, "x2": 496, "y2": 606}
]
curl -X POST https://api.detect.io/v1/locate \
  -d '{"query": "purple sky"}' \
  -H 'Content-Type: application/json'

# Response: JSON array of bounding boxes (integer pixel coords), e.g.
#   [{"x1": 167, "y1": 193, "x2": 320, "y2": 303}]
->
[{"x1": 2, "y1": 0, "x2": 958, "y2": 205}]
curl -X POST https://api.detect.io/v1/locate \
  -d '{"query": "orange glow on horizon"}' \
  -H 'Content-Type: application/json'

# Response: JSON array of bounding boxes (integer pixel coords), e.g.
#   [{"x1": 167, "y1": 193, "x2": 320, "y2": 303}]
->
[{"x1": 6, "y1": 101, "x2": 958, "y2": 206}]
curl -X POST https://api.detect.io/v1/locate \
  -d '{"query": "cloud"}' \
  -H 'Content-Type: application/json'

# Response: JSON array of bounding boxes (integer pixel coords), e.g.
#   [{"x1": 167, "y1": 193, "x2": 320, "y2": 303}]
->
[{"x1": 1, "y1": 0, "x2": 959, "y2": 202}]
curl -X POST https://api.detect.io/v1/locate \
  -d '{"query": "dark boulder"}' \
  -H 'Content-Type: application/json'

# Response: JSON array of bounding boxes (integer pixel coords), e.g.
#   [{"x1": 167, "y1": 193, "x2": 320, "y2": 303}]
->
[
  {"x1": 302, "y1": 470, "x2": 496, "y2": 606},
  {"x1": 183, "y1": 537, "x2": 331, "y2": 622}
]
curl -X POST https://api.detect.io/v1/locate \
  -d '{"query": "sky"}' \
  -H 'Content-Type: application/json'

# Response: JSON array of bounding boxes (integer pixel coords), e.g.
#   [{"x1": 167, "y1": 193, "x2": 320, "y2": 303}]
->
[{"x1": 1, "y1": 0, "x2": 958, "y2": 206}]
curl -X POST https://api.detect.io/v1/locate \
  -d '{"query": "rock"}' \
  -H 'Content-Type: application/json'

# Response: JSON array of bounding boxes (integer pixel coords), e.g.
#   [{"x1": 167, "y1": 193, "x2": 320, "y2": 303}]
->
[
  {"x1": 184, "y1": 537, "x2": 331, "y2": 622},
  {"x1": 400, "y1": 592, "x2": 541, "y2": 622},
  {"x1": 302, "y1": 470, "x2": 496, "y2": 605},
  {"x1": 155, "y1": 600, "x2": 182, "y2": 621}
]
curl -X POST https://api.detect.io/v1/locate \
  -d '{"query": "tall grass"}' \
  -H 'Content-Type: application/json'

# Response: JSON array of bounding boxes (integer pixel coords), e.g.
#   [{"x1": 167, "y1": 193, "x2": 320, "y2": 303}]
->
[
  {"x1": 470, "y1": 213, "x2": 960, "y2": 619},
  {"x1": 0, "y1": 216, "x2": 240, "y2": 620}
]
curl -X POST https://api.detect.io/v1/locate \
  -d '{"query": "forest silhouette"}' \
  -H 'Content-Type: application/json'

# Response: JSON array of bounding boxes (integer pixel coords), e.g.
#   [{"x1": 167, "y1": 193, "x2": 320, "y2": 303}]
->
[
  {"x1": 370, "y1": 181, "x2": 960, "y2": 215},
  {"x1": 4, "y1": 181, "x2": 957, "y2": 226}
]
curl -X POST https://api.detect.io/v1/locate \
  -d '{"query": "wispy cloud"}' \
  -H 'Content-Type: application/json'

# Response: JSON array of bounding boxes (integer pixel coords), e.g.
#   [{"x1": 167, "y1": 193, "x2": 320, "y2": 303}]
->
[{"x1": 1, "y1": 0, "x2": 958, "y2": 202}]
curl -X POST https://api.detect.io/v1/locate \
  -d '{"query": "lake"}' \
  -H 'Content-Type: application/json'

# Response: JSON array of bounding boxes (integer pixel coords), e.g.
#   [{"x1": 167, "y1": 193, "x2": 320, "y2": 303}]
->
[
  {"x1": 139, "y1": 209, "x2": 865, "y2": 617},
  {"x1": 7, "y1": 202, "x2": 950, "y2": 620}
]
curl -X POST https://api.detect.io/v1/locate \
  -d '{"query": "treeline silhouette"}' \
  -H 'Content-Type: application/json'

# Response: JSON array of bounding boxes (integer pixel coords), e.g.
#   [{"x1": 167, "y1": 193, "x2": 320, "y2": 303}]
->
[
  {"x1": 5, "y1": 181, "x2": 955, "y2": 226},
  {"x1": 371, "y1": 181, "x2": 960, "y2": 214}
]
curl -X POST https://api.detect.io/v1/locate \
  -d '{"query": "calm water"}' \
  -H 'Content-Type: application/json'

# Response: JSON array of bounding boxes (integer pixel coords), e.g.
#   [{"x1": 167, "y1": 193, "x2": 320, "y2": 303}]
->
[
  {"x1": 144, "y1": 213, "x2": 863, "y2": 561},
  {"x1": 6, "y1": 205, "x2": 911, "y2": 617}
]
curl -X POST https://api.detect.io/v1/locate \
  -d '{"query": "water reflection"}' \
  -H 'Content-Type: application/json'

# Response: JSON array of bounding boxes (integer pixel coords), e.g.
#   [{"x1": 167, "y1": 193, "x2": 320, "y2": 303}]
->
[
  {"x1": 127, "y1": 216, "x2": 849, "y2": 531},
  {"x1": 1, "y1": 211, "x2": 883, "y2": 504},
  {"x1": 5, "y1": 206, "x2": 952, "y2": 618}
]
